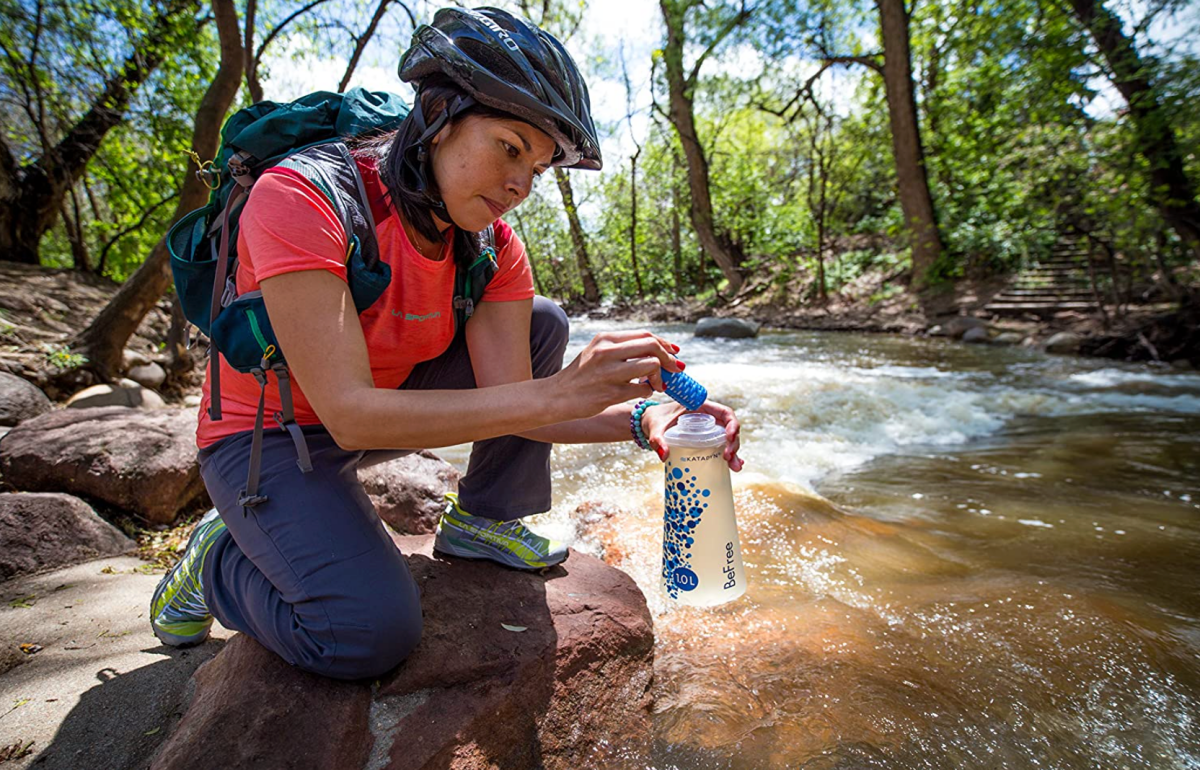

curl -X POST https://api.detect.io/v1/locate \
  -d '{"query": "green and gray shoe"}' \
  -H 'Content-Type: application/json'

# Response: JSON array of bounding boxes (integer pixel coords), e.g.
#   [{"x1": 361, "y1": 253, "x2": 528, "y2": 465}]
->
[
  {"x1": 434, "y1": 493, "x2": 568, "y2": 570},
  {"x1": 150, "y1": 508, "x2": 226, "y2": 647}
]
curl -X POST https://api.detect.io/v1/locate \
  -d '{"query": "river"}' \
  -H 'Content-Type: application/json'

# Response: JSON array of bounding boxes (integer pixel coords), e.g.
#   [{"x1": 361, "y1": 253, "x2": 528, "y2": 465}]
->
[{"x1": 442, "y1": 317, "x2": 1200, "y2": 769}]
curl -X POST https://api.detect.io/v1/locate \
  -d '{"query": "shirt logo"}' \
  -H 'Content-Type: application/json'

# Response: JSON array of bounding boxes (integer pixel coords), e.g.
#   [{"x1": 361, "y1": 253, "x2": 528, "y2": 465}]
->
[{"x1": 392, "y1": 310, "x2": 442, "y2": 322}]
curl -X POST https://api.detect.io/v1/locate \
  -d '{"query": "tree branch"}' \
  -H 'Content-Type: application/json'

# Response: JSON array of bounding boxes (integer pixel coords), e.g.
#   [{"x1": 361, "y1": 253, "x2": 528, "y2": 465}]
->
[
  {"x1": 33, "y1": 0, "x2": 198, "y2": 195},
  {"x1": 254, "y1": 0, "x2": 334, "y2": 64},
  {"x1": 686, "y1": 0, "x2": 753, "y2": 89},
  {"x1": 95, "y1": 190, "x2": 179, "y2": 276},
  {"x1": 339, "y1": 0, "x2": 399, "y2": 92}
]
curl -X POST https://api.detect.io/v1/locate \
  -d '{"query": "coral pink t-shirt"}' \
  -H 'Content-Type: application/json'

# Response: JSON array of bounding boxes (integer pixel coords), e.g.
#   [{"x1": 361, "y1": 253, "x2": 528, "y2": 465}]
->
[{"x1": 196, "y1": 157, "x2": 534, "y2": 448}]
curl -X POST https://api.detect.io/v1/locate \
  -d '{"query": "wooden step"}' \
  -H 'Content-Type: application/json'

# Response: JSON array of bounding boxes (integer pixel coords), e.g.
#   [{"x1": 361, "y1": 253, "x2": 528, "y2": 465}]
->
[
  {"x1": 995, "y1": 290, "x2": 1095, "y2": 300},
  {"x1": 984, "y1": 301, "x2": 1099, "y2": 314}
]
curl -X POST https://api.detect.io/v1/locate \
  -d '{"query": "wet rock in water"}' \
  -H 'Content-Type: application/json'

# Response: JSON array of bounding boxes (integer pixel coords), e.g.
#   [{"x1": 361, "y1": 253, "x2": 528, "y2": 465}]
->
[
  {"x1": 573, "y1": 500, "x2": 632, "y2": 564},
  {"x1": 0, "y1": 372, "x2": 52, "y2": 426},
  {"x1": 126, "y1": 362, "x2": 166, "y2": 390},
  {"x1": 151, "y1": 535, "x2": 654, "y2": 770},
  {"x1": 0, "y1": 492, "x2": 135, "y2": 580},
  {"x1": 359, "y1": 450, "x2": 461, "y2": 535},
  {"x1": 993, "y1": 332, "x2": 1025, "y2": 346},
  {"x1": 66, "y1": 379, "x2": 165, "y2": 409},
  {"x1": 0, "y1": 407, "x2": 206, "y2": 524},
  {"x1": 1045, "y1": 331, "x2": 1084, "y2": 354},
  {"x1": 961, "y1": 326, "x2": 990, "y2": 344},
  {"x1": 695, "y1": 317, "x2": 761, "y2": 339}
]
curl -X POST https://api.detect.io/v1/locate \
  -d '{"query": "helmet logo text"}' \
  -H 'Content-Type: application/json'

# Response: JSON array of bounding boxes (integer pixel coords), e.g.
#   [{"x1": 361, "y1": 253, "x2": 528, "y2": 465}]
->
[{"x1": 477, "y1": 15, "x2": 521, "y2": 53}]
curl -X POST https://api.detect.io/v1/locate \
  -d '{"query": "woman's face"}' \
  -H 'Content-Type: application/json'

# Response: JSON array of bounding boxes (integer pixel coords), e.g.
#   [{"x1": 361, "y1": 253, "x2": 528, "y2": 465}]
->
[{"x1": 429, "y1": 114, "x2": 557, "y2": 232}]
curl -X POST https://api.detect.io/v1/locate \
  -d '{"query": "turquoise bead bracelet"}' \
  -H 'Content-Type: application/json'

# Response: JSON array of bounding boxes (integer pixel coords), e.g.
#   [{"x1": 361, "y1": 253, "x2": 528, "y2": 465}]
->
[{"x1": 631, "y1": 398, "x2": 657, "y2": 451}]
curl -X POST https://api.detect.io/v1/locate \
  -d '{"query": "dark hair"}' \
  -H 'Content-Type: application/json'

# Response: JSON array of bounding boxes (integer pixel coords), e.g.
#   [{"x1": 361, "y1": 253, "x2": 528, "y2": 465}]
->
[{"x1": 359, "y1": 78, "x2": 515, "y2": 271}]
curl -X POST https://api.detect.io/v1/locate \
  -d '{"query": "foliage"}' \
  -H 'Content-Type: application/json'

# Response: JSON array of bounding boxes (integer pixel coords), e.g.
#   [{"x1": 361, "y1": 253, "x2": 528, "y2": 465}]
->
[
  {"x1": 1, "y1": 0, "x2": 1196, "y2": 307},
  {"x1": 44, "y1": 344, "x2": 87, "y2": 370}
]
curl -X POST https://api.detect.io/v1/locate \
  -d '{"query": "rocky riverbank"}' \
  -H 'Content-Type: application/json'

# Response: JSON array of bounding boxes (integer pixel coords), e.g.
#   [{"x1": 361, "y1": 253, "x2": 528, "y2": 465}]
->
[{"x1": 571, "y1": 271, "x2": 1199, "y2": 368}]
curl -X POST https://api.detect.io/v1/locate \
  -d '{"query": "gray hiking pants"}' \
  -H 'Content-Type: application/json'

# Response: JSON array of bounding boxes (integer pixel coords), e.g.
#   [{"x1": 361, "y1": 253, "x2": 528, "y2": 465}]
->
[{"x1": 198, "y1": 296, "x2": 569, "y2": 680}]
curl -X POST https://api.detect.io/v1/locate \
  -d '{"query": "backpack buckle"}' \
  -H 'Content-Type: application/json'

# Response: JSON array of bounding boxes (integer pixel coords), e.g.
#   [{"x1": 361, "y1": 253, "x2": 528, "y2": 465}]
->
[{"x1": 220, "y1": 277, "x2": 237, "y2": 308}]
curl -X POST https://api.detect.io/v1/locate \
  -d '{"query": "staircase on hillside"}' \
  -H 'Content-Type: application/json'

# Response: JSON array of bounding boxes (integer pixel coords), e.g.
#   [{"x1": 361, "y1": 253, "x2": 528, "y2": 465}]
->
[{"x1": 984, "y1": 237, "x2": 1108, "y2": 317}]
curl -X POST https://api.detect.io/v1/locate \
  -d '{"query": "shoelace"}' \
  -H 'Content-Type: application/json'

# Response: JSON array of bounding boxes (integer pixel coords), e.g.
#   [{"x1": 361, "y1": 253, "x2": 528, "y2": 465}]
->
[{"x1": 460, "y1": 516, "x2": 543, "y2": 553}]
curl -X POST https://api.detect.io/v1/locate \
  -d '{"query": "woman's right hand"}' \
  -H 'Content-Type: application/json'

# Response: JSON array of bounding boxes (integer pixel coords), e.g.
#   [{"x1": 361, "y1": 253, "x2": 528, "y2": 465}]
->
[{"x1": 552, "y1": 330, "x2": 682, "y2": 419}]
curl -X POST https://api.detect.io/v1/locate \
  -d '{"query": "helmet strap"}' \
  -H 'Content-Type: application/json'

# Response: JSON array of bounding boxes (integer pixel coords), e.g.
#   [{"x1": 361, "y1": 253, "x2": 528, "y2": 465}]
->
[{"x1": 403, "y1": 93, "x2": 478, "y2": 212}]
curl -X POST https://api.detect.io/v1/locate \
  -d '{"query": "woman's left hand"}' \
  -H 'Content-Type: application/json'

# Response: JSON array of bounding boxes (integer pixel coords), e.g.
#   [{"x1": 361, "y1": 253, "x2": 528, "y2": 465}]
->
[{"x1": 642, "y1": 399, "x2": 744, "y2": 472}]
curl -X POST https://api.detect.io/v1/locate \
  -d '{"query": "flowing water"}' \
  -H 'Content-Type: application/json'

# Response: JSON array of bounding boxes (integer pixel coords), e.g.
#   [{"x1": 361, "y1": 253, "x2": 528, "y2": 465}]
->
[{"x1": 441, "y1": 319, "x2": 1200, "y2": 769}]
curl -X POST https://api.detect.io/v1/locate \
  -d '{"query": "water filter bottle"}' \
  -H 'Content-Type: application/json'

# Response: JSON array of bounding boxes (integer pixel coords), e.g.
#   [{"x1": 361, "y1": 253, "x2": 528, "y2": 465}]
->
[
  {"x1": 661, "y1": 368, "x2": 707, "y2": 410},
  {"x1": 661, "y1": 413, "x2": 746, "y2": 607}
]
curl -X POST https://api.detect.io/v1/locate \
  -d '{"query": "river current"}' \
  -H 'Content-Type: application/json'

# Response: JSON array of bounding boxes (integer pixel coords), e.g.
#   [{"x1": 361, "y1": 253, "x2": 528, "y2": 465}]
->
[{"x1": 440, "y1": 317, "x2": 1200, "y2": 769}]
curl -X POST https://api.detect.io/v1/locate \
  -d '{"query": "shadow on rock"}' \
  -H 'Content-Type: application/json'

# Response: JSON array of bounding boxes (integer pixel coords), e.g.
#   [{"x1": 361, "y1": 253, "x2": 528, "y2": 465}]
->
[{"x1": 29, "y1": 642, "x2": 226, "y2": 770}]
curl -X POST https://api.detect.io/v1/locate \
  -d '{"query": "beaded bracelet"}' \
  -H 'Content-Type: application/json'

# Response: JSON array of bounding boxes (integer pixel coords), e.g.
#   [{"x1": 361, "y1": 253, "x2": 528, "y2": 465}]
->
[{"x1": 630, "y1": 398, "x2": 657, "y2": 451}]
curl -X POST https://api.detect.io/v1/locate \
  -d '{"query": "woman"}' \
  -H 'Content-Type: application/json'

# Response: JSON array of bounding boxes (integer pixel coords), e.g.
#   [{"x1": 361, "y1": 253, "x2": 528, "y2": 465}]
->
[{"x1": 150, "y1": 7, "x2": 743, "y2": 680}]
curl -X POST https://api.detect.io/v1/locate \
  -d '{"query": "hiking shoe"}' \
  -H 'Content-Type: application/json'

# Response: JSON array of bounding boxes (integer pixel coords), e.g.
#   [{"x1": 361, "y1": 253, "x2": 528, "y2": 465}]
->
[
  {"x1": 434, "y1": 493, "x2": 568, "y2": 570},
  {"x1": 150, "y1": 508, "x2": 226, "y2": 647}
]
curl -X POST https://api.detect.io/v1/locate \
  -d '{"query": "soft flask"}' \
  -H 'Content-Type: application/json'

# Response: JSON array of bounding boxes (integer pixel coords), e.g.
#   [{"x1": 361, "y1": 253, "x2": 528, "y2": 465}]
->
[{"x1": 661, "y1": 413, "x2": 746, "y2": 606}]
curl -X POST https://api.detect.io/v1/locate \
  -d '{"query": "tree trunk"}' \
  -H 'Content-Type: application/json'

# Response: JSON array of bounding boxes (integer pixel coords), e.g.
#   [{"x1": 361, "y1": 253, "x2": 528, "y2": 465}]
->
[
  {"x1": 670, "y1": 145, "x2": 683, "y2": 298},
  {"x1": 553, "y1": 167, "x2": 600, "y2": 304},
  {"x1": 1069, "y1": 0, "x2": 1200, "y2": 260},
  {"x1": 659, "y1": 0, "x2": 746, "y2": 294},
  {"x1": 630, "y1": 149, "x2": 644, "y2": 298},
  {"x1": 72, "y1": 0, "x2": 243, "y2": 381},
  {"x1": 877, "y1": 0, "x2": 944, "y2": 290},
  {"x1": 64, "y1": 187, "x2": 90, "y2": 271},
  {"x1": 0, "y1": 0, "x2": 199, "y2": 265}
]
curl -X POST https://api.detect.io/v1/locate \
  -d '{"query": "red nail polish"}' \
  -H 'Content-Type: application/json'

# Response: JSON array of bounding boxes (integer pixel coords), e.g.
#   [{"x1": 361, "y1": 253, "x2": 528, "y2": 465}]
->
[
  {"x1": 672, "y1": 344, "x2": 680, "y2": 353},
  {"x1": 676, "y1": 361, "x2": 686, "y2": 371},
  {"x1": 656, "y1": 446, "x2": 666, "y2": 461}
]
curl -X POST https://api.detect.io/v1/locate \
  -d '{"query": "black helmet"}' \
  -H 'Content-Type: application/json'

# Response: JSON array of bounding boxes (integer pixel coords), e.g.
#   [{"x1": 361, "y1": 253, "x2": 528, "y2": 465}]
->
[{"x1": 399, "y1": 6, "x2": 602, "y2": 171}]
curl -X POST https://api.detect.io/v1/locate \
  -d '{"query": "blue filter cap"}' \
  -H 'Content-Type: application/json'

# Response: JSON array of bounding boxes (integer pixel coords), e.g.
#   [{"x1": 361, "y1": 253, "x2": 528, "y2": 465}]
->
[{"x1": 661, "y1": 368, "x2": 707, "y2": 410}]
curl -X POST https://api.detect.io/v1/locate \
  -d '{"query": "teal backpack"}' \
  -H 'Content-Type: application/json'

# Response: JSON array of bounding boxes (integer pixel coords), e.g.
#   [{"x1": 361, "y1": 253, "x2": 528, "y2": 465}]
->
[{"x1": 167, "y1": 88, "x2": 499, "y2": 508}]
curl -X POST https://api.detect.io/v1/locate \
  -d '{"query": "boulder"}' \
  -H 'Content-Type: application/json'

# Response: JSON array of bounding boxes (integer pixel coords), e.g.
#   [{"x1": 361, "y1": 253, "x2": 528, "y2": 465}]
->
[
  {"x1": 931, "y1": 315, "x2": 988, "y2": 340},
  {"x1": 183, "y1": 394, "x2": 202, "y2": 408},
  {"x1": 151, "y1": 536, "x2": 654, "y2": 770},
  {"x1": 694, "y1": 317, "x2": 761, "y2": 339},
  {"x1": 66, "y1": 379, "x2": 165, "y2": 410},
  {"x1": 0, "y1": 371, "x2": 52, "y2": 426},
  {"x1": 961, "y1": 326, "x2": 990, "y2": 344},
  {"x1": 0, "y1": 492, "x2": 135, "y2": 580},
  {"x1": 1045, "y1": 331, "x2": 1084, "y2": 355},
  {"x1": 359, "y1": 451, "x2": 461, "y2": 535},
  {"x1": 993, "y1": 332, "x2": 1025, "y2": 346},
  {"x1": 127, "y1": 362, "x2": 166, "y2": 390},
  {"x1": 0, "y1": 407, "x2": 206, "y2": 524},
  {"x1": 122, "y1": 347, "x2": 153, "y2": 371}
]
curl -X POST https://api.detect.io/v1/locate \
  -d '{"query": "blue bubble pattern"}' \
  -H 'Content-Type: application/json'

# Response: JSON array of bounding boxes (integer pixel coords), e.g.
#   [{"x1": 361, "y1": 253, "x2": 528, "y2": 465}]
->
[{"x1": 662, "y1": 463, "x2": 712, "y2": 598}]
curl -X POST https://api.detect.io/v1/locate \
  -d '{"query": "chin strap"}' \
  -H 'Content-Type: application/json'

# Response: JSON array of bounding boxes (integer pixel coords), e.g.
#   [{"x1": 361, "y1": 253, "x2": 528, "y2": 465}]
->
[{"x1": 400, "y1": 93, "x2": 478, "y2": 212}]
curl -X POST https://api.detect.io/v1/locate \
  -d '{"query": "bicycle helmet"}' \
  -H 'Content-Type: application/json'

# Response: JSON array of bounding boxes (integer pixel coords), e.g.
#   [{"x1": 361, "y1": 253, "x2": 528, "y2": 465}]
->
[{"x1": 398, "y1": 6, "x2": 602, "y2": 171}]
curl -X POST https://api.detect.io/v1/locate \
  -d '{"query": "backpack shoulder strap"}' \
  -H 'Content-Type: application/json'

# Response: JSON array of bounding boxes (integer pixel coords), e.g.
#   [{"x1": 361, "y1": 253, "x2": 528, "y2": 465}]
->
[{"x1": 273, "y1": 142, "x2": 391, "y2": 313}]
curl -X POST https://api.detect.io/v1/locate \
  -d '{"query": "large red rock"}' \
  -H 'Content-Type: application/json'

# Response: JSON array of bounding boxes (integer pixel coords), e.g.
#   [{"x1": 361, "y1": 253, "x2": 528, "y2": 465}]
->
[
  {"x1": 0, "y1": 492, "x2": 135, "y2": 580},
  {"x1": 151, "y1": 535, "x2": 655, "y2": 769},
  {"x1": 0, "y1": 407, "x2": 206, "y2": 524},
  {"x1": 360, "y1": 451, "x2": 460, "y2": 535}
]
